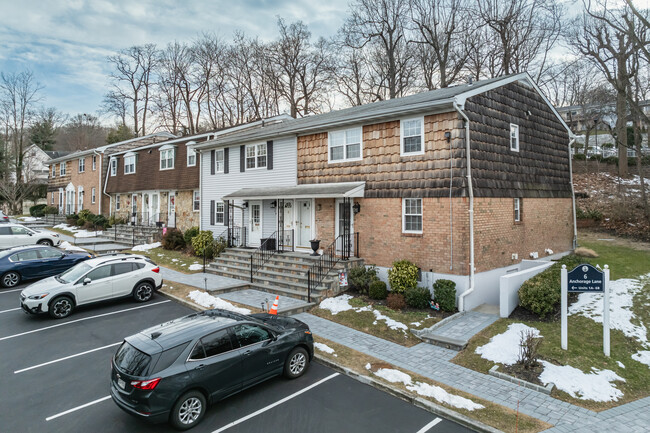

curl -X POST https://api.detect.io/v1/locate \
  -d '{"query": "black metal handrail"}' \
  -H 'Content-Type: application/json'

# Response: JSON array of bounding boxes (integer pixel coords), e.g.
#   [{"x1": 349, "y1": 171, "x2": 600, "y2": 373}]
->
[
  {"x1": 112, "y1": 211, "x2": 177, "y2": 228},
  {"x1": 249, "y1": 230, "x2": 294, "y2": 282},
  {"x1": 306, "y1": 232, "x2": 359, "y2": 302}
]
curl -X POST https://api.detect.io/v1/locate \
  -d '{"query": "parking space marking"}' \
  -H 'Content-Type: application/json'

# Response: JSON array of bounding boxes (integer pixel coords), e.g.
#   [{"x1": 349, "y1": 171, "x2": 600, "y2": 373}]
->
[
  {"x1": 15, "y1": 342, "x2": 121, "y2": 374},
  {"x1": 0, "y1": 307, "x2": 20, "y2": 314},
  {"x1": 0, "y1": 288, "x2": 24, "y2": 294},
  {"x1": 415, "y1": 418, "x2": 442, "y2": 433},
  {"x1": 45, "y1": 396, "x2": 111, "y2": 421},
  {"x1": 212, "y1": 372, "x2": 340, "y2": 433},
  {"x1": 0, "y1": 300, "x2": 170, "y2": 342}
]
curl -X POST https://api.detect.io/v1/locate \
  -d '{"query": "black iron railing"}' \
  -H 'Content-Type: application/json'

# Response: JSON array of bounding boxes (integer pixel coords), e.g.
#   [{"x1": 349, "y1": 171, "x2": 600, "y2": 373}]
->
[
  {"x1": 112, "y1": 211, "x2": 177, "y2": 228},
  {"x1": 249, "y1": 230, "x2": 294, "y2": 282},
  {"x1": 306, "y1": 232, "x2": 359, "y2": 302}
]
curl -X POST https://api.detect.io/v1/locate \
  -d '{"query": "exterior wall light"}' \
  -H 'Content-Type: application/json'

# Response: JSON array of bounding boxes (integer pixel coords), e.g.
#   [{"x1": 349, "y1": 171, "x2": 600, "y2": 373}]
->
[
  {"x1": 270, "y1": 200, "x2": 277, "y2": 209},
  {"x1": 353, "y1": 202, "x2": 361, "y2": 214}
]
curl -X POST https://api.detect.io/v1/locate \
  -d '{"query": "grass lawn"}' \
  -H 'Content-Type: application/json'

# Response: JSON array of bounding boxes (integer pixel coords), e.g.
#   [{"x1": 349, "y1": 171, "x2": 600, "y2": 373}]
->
[
  {"x1": 48, "y1": 227, "x2": 76, "y2": 237},
  {"x1": 126, "y1": 247, "x2": 204, "y2": 274},
  {"x1": 310, "y1": 295, "x2": 443, "y2": 347},
  {"x1": 453, "y1": 231, "x2": 650, "y2": 411},
  {"x1": 313, "y1": 336, "x2": 551, "y2": 433}
]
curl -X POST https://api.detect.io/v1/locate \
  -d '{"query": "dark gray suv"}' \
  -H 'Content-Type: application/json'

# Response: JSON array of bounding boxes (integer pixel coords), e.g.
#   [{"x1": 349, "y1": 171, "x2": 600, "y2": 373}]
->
[{"x1": 110, "y1": 309, "x2": 314, "y2": 430}]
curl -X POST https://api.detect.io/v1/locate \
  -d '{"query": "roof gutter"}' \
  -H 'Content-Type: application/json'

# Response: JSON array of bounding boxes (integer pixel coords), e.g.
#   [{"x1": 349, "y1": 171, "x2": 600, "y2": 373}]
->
[
  {"x1": 453, "y1": 100, "x2": 475, "y2": 313},
  {"x1": 568, "y1": 136, "x2": 578, "y2": 249}
]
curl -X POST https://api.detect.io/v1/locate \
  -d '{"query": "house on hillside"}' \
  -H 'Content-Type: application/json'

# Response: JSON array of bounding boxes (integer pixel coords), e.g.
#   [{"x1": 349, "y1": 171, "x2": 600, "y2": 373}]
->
[
  {"x1": 193, "y1": 73, "x2": 576, "y2": 312},
  {"x1": 46, "y1": 132, "x2": 175, "y2": 216}
]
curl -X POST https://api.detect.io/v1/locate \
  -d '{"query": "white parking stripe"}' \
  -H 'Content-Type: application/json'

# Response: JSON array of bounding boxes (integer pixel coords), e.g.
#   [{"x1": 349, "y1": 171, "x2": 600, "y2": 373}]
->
[
  {"x1": 0, "y1": 288, "x2": 24, "y2": 294},
  {"x1": 415, "y1": 418, "x2": 442, "y2": 433},
  {"x1": 45, "y1": 396, "x2": 111, "y2": 421},
  {"x1": 0, "y1": 308, "x2": 20, "y2": 314},
  {"x1": 15, "y1": 342, "x2": 121, "y2": 374},
  {"x1": 0, "y1": 300, "x2": 170, "y2": 342},
  {"x1": 212, "y1": 373, "x2": 340, "y2": 433}
]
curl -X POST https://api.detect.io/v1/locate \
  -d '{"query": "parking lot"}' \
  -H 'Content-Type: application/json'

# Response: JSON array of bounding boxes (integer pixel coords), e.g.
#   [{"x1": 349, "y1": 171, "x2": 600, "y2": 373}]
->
[{"x1": 0, "y1": 285, "x2": 473, "y2": 433}]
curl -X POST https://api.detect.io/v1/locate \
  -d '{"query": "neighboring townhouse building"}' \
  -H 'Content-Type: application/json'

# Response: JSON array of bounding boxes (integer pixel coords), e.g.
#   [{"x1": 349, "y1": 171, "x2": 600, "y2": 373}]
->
[
  {"x1": 196, "y1": 73, "x2": 576, "y2": 312},
  {"x1": 14, "y1": 145, "x2": 70, "y2": 209},
  {"x1": 46, "y1": 132, "x2": 175, "y2": 215}
]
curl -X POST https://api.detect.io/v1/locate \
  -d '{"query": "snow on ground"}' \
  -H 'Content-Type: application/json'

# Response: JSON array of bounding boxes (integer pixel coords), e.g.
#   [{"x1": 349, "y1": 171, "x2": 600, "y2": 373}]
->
[
  {"x1": 475, "y1": 323, "x2": 542, "y2": 365},
  {"x1": 411, "y1": 322, "x2": 421, "y2": 327},
  {"x1": 188, "y1": 290, "x2": 251, "y2": 314},
  {"x1": 371, "y1": 368, "x2": 484, "y2": 411},
  {"x1": 18, "y1": 216, "x2": 41, "y2": 222},
  {"x1": 314, "y1": 342, "x2": 337, "y2": 357},
  {"x1": 617, "y1": 361, "x2": 626, "y2": 369},
  {"x1": 632, "y1": 351, "x2": 650, "y2": 368},
  {"x1": 188, "y1": 264, "x2": 204, "y2": 271},
  {"x1": 132, "y1": 242, "x2": 161, "y2": 252},
  {"x1": 372, "y1": 310, "x2": 408, "y2": 331},
  {"x1": 318, "y1": 294, "x2": 409, "y2": 333},
  {"x1": 539, "y1": 362, "x2": 625, "y2": 402},
  {"x1": 53, "y1": 224, "x2": 102, "y2": 238},
  {"x1": 59, "y1": 241, "x2": 87, "y2": 252}
]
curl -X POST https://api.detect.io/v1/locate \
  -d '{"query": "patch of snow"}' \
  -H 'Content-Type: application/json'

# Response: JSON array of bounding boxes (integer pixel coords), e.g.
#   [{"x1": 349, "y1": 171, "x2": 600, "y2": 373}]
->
[
  {"x1": 53, "y1": 223, "x2": 73, "y2": 230},
  {"x1": 59, "y1": 241, "x2": 86, "y2": 252},
  {"x1": 187, "y1": 290, "x2": 251, "y2": 314},
  {"x1": 19, "y1": 216, "x2": 41, "y2": 222},
  {"x1": 372, "y1": 310, "x2": 408, "y2": 331},
  {"x1": 539, "y1": 361, "x2": 625, "y2": 402},
  {"x1": 373, "y1": 368, "x2": 484, "y2": 411},
  {"x1": 632, "y1": 351, "x2": 650, "y2": 368},
  {"x1": 365, "y1": 363, "x2": 371, "y2": 370},
  {"x1": 132, "y1": 242, "x2": 162, "y2": 252},
  {"x1": 74, "y1": 229, "x2": 103, "y2": 238},
  {"x1": 314, "y1": 342, "x2": 337, "y2": 357},
  {"x1": 171, "y1": 258, "x2": 178, "y2": 262},
  {"x1": 617, "y1": 361, "x2": 625, "y2": 369},
  {"x1": 319, "y1": 294, "x2": 356, "y2": 315},
  {"x1": 475, "y1": 323, "x2": 541, "y2": 365},
  {"x1": 188, "y1": 264, "x2": 204, "y2": 271},
  {"x1": 411, "y1": 321, "x2": 421, "y2": 327}
]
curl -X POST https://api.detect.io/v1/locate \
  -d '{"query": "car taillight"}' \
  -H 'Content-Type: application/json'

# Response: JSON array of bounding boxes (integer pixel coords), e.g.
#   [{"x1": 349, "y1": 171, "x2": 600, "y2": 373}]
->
[
  {"x1": 131, "y1": 378, "x2": 161, "y2": 390},
  {"x1": 151, "y1": 267, "x2": 160, "y2": 273}
]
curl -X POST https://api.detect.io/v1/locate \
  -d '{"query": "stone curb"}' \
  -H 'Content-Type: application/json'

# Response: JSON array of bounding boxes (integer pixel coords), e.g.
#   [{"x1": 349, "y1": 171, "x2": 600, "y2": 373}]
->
[
  {"x1": 489, "y1": 365, "x2": 555, "y2": 395},
  {"x1": 314, "y1": 354, "x2": 504, "y2": 433},
  {"x1": 412, "y1": 311, "x2": 466, "y2": 338}
]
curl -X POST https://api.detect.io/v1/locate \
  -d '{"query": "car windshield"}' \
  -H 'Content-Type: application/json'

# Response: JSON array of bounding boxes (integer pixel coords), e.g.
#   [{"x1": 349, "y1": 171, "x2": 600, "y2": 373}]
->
[
  {"x1": 114, "y1": 341, "x2": 152, "y2": 376},
  {"x1": 58, "y1": 262, "x2": 92, "y2": 284}
]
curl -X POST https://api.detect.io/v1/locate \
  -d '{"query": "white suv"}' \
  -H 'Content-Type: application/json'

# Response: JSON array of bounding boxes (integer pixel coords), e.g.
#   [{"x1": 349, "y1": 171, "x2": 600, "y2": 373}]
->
[
  {"x1": 0, "y1": 223, "x2": 60, "y2": 248},
  {"x1": 20, "y1": 254, "x2": 163, "y2": 319}
]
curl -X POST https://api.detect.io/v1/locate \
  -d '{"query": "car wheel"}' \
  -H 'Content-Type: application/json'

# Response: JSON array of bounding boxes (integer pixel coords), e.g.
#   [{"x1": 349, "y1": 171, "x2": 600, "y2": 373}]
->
[
  {"x1": 37, "y1": 239, "x2": 53, "y2": 246},
  {"x1": 1, "y1": 271, "x2": 21, "y2": 288},
  {"x1": 49, "y1": 296, "x2": 74, "y2": 319},
  {"x1": 284, "y1": 347, "x2": 309, "y2": 379},
  {"x1": 170, "y1": 390, "x2": 206, "y2": 431},
  {"x1": 133, "y1": 282, "x2": 154, "y2": 302}
]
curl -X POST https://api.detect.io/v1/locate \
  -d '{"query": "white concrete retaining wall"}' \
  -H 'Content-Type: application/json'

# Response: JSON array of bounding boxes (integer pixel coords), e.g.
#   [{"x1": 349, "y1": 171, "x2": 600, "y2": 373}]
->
[{"x1": 499, "y1": 260, "x2": 554, "y2": 318}]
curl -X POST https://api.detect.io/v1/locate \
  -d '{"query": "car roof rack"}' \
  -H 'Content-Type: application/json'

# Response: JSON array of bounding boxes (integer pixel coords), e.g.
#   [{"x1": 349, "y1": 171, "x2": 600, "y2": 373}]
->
[{"x1": 96, "y1": 252, "x2": 132, "y2": 257}]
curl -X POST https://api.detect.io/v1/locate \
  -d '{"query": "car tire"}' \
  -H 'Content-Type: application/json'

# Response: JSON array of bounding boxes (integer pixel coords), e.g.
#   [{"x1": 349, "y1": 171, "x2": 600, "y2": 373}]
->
[
  {"x1": 49, "y1": 296, "x2": 74, "y2": 319},
  {"x1": 170, "y1": 390, "x2": 206, "y2": 431},
  {"x1": 1, "y1": 271, "x2": 21, "y2": 288},
  {"x1": 133, "y1": 281, "x2": 154, "y2": 303},
  {"x1": 284, "y1": 347, "x2": 309, "y2": 379},
  {"x1": 37, "y1": 239, "x2": 53, "y2": 246}
]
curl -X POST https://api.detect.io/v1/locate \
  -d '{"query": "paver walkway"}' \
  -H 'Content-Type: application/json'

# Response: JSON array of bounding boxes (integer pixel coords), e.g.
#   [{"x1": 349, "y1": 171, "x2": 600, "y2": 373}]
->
[
  {"x1": 417, "y1": 311, "x2": 500, "y2": 348},
  {"x1": 218, "y1": 289, "x2": 311, "y2": 312},
  {"x1": 160, "y1": 267, "x2": 247, "y2": 291}
]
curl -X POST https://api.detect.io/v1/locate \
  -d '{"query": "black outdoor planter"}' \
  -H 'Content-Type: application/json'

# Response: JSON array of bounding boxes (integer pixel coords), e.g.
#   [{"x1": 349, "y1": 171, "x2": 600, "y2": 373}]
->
[{"x1": 310, "y1": 239, "x2": 321, "y2": 256}]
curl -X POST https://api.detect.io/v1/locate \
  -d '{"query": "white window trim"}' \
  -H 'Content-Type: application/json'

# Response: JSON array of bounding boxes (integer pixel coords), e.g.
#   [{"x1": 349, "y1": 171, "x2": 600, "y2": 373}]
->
[
  {"x1": 510, "y1": 123, "x2": 520, "y2": 152},
  {"x1": 193, "y1": 190, "x2": 200, "y2": 212},
  {"x1": 51, "y1": 165, "x2": 56, "y2": 177},
  {"x1": 110, "y1": 158, "x2": 117, "y2": 176},
  {"x1": 92, "y1": 155, "x2": 97, "y2": 171},
  {"x1": 400, "y1": 117, "x2": 425, "y2": 156},
  {"x1": 215, "y1": 149, "x2": 225, "y2": 173},
  {"x1": 160, "y1": 148, "x2": 175, "y2": 170},
  {"x1": 51, "y1": 192, "x2": 55, "y2": 204},
  {"x1": 116, "y1": 194, "x2": 121, "y2": 211},
  {"x1": 124, "y1": 153, "x2": 136, "y2": 174},
  {"x1": 327, "y1": 127, "x2": 363, "y2": 163},
  {"x1": 245, "y1": 143, "x2": 267, "y2": 170},
  {"x1": 78, "y1": 158, "x2": 85, "y2": 173},
  {"x1": 91, "y1": 187, "x2": 96, "y2": 204},
  {"x1": 402, "y1": 198, "x2": 423, "y2": 234},
  {"x1": 514, "y1": 198, "x2": 521, "y2": 222},
  {"x1": 60, "y1": 162, "x2": 66, "y2": 176},
  {"x1": 187, "y1": 143, "x2": 197, "y2": 167},
  {"x1": 215, "y1": 201, "x2": 225, "y2": 224}
]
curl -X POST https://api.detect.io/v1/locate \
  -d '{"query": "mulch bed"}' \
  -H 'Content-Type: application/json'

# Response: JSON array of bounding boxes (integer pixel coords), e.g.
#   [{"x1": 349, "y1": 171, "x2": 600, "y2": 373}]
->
[{"x1": 501, "y1": 363, "x2": 545, "y2": 386}]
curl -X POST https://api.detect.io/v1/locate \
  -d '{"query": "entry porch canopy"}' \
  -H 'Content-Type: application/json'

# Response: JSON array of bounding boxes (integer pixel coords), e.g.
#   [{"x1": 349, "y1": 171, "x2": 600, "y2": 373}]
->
[{"x1": 222, "y1": 181, "x2": 366, "y2": 201}]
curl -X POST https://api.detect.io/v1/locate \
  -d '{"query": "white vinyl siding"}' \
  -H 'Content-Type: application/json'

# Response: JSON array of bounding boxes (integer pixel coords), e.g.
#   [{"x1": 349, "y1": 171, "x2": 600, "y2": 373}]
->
[
  {"x1": 400, "y1": 117, "x2": 424, "y2": 156},
  {"x1": 510, "y1": 124, "x2": 519, "y2": 152},
  {"x1": 402, "y1": 198, "x2": 423, "y2": 233}
]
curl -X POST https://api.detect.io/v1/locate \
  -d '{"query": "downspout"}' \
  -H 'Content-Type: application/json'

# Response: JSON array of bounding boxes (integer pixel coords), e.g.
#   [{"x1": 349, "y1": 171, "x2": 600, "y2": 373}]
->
[
  {"x1": 94, "y1": 150, "x2": 102, "y2": 215},
  {"x1": 198, "y1": 150, "x2": 202, "y2": 231},
  {"x1": 453, "y1": 101, "x2": 475, "y2": 313},
  {"x1": 568, "y1": 136, "x2": 578, "y2": 249},
  {"x1": 102, "y1": 156, "x2": 112, "y2": 216}
]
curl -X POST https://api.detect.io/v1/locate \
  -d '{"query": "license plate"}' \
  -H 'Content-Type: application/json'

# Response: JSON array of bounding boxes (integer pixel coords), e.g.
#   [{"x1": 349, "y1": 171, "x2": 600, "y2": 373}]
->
[{"x1": 117, "y1": 378, "x2": 125, "y2": 389}]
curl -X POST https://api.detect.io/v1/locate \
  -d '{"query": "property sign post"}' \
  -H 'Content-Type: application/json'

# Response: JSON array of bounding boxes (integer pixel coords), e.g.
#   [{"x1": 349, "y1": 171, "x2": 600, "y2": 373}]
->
[{"x1": 561, "y1": 263, "x2": 609, "y2": 356}]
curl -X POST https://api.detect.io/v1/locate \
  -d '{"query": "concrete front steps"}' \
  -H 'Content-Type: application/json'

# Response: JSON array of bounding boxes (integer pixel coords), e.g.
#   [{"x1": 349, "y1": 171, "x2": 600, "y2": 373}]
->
[
  {"x1": 206, "y1": 248, "x2": 363, "y2": 303},
  {"x1": 102, "y1": 225, "x2": 164, "y2": 246}
]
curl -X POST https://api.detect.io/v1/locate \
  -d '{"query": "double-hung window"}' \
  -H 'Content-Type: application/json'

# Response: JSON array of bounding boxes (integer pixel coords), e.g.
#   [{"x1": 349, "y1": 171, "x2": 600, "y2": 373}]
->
[
  {"x1": 92, "y1": 155, "x2": 97, "y2": 171},
  {"x1": 246, "y1": 144, "x2": 266, "y2": 169},
  {"x1": 124, "y1": 153, "x2": 136, "y2": 174},
  {"x1": 51, "y1": 165, "x2": 56, "y2": 177},
  {"x1": 187, "y1": 147, "x2": 196, "y2": 167},
  {"x1": 514, "y1": 198, "x2": 522, "y2": 222},
  {"x1": 510, "y1": 124, "x2": 520, "y2": 152},
  {"x1": 401, "y1": 118, "x2": 424, "y2": 155},
  {"x1": 60, "y1": 162, "x2": 66, "y2": 176},
  {"x1": 403, "y1": 198, "x2": 423, "y2": 233},
  {"x1": 110, "y1": 158, "x2": 117, "y2": 176},
  {"x1": 91, "y1": 188, "x2": 96, "y2": 204},
  {"x1": 78, "y1": 158, "x2": 85, "y2": 173},
  {"x1": 193, "y1": 190, "x2": 200, "y2": 212},
  {"x1": 215, "y1": 149, "x2": 224, "y2": 173},
  {"x1": 215, "y1": 202, "x2": 224, "y2": 224},
  {"x1": 160, "y1": 146, "x2": 175, "y2": 170},
  {"x1": 328, "y1": 128, "x2": 362, "y2": 162},
  {"x1": 116, "y1": 194, "x2": 121, "y2": 211}
]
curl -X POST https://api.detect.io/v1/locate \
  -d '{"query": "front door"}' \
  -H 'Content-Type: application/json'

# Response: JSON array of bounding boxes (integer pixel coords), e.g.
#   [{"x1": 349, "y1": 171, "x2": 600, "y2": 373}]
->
[
  {"x1": 296, "y1": 200, "x2": 312, "y2": 248},
  {"x1": 143, "y1": 193, "x2": 150, "y2": 224},
  {"x1": 281, "y1": 201, "x2": 294, "y2": 248},
  {"x1": 335, "y1": 199, "x2": 354, "y2": 256},
  {"x1": 151, "y1": 193, "x2": 159, "y2": 224},
  {"x1": 131, "y1": 194, "x2": 138, "y2": 225},
  {"x1": 248, "y1": 201, "x2": 262, "y2": 246},
  {"x1": 168, "y1": 192, "x2": 176, "y2": 227}
]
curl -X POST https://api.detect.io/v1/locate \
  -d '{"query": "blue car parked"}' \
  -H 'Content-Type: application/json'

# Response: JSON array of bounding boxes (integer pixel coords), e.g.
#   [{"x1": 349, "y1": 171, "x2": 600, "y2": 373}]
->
[{"x1": 0, "y1": 245, "x2": 93, "y2": 288}]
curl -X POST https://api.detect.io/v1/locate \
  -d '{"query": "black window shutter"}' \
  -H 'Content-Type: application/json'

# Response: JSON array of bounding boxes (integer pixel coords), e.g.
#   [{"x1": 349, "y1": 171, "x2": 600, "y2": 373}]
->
[
  {"x1": 211, "y1": 150, "x2": 215, "y2": 175},
  {"x1": 240, "y1": 146, "x2": 245, "y2": 172},
  {"x1": 210, "y1": 200, "x2": 215, "y2": 225},
  {"x1": 267, "y1": 140, "x2": 273, "y2": 170},
  {"x1": 224, "y1": 201, "x2": 230, "y2": 226},
  {"x1": 224, "y1": 148, "x2": 229, "y2": 174}
]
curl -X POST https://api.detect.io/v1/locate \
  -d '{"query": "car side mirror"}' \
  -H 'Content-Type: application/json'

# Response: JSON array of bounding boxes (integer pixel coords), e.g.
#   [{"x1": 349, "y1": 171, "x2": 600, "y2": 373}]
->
[{"x1": 83, "y1": 277, "x2": 91, "y2": 285}]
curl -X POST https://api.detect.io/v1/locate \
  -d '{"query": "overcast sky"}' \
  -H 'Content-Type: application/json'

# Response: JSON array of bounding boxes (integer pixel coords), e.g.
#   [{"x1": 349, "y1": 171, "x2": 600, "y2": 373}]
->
[{"x1": 0, "y1": 0, "x2": 349, "y2": 119}]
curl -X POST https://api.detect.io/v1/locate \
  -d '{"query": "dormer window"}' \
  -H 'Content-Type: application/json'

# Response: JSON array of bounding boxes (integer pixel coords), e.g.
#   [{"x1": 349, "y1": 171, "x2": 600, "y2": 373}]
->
[
  {"x1": 124, "y1": 152, "x2": 136, "y2": 174},
  {"x1": 110, "y1": 158, "x2": 117, "y2": 176},
  {"x1": 160, "y1": 145, "x2": 175, "y2": 170},
  {"x1": 400, "y1": 117, "x2": 424, "y2": 156}
]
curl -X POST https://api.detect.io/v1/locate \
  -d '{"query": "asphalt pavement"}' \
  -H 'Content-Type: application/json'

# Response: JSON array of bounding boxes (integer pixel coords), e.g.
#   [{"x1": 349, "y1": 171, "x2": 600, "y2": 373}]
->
[{"x1": 0, "y1": 284, "x2": 474, "y2": 433}]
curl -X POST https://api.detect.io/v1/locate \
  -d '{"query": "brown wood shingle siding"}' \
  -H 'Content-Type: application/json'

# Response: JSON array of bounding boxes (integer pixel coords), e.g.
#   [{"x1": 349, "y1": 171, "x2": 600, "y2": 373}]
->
[
  {"x1": 105, "y1": 141, "x2": 199, "y2": 193},
  {"x1": 464, "y1": 82, "x2": 571, "y2": 198}
]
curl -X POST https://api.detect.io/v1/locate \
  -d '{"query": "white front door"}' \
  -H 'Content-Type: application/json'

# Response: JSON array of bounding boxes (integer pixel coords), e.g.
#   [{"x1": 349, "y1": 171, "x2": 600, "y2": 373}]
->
[
  {"x1": 168, "y1": 192, "x2": 176, "y2": 227},
  {"x1": 143, "y1": 193, "x2": 150, "y2": 223},
  {"x1": 151, "y1": 193, "x2": 159, "y2": 224},
  {"x1": 335, "y1": 199, "x2": 354, "y2": 255},
  {"x1": 131, "y1": 194, "x2": 138, "y2": 224},
  {"x1": 78, "y1": 186, "x2": 84, "y2": 211},
  {"x1": 296, "y1": 200, "x2": 312, "y2": 248},
  {"x1": 248, "y1": 201, "x2": 262, "y2": 246},
  {"x1": 281, "y1": 201, "x2": 294, "y2": 248}
]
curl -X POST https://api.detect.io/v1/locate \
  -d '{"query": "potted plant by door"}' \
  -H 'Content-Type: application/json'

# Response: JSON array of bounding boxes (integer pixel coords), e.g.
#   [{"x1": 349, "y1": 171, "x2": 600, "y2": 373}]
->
[{"x1": 309, "y1": 239, "x2": 321, "y2": 256}]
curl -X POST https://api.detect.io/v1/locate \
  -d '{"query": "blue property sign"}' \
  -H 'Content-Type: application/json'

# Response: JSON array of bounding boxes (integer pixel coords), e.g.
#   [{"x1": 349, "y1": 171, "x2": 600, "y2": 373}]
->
[{"x1": 567, "y1": 264, "x2": 604, "y2": 293}]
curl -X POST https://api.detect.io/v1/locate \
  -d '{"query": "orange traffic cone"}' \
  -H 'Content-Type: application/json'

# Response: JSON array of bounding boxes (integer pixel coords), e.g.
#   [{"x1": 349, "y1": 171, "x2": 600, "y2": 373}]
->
[{"x1": 268, "y1": 295, "x2": 279, "y2": 315}]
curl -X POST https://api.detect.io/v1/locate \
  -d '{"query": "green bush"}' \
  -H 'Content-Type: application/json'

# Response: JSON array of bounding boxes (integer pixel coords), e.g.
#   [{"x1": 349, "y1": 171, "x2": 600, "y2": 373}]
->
[
  {"x1": 162, "y1": 228, "x2": 186, "y2": 251},
  {"x1": 184, "y1": 226, "x2": 200, "y2": 245},
  {"x1": 213, "y1": 236, "x2": 227, "y2": 257},
  {"x1": 433, "y1": 279, "x2": 457, "y2": 312},
  {"x1": 43, "y1": 206, "x2": 58, "y2": 215},
  {"x1": 518, "y1": 255, "x2": 585, "y2": 318},
  {"x1": 348, "y1": 265, "x2": 378, "y2": 294},
  {"x1": 368, "y1": 280, "x2": 388, "y2": 300},
  {"x1": 192, "y1": 230, "x2": 214, "y2": 258},
  {"x1": 405, "y1": 286, "x2": 432, "y2": 309},
  {"x1": 573, "y1": 153, "x2": 586, "y2": 160},
  {"x1": 388, "y1": 260, "x2": 418, "y2": 294},
  {"x1": 386, "y1": 293, "x2": 406, "y2": 310},
  {"x1": 29, "y1": 204, "x2": 47, "y2": 217},
  {"x1": 108, "y1": 215, "x2": 127, "y2": 226},
  {"x1": 90, "y1": 214, "x2": 109, "y2": 229}
]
